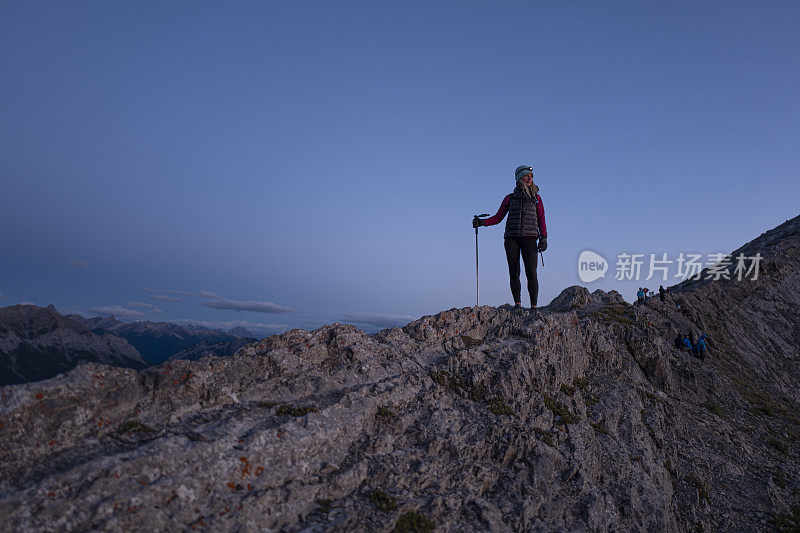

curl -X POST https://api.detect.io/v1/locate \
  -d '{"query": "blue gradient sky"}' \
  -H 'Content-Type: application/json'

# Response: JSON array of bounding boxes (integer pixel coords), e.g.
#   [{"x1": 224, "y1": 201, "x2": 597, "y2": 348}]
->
[{"x1": 2, "y1": 1, "x2": 799, "y2": 335}]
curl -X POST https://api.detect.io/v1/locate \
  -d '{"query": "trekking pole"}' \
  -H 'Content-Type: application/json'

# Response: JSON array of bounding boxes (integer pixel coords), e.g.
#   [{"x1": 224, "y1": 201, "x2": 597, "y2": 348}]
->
[
  {"x1": 473, "y1": 213, "x2": 490, "y2": 306},
  {"x1": 538, "y1": 231, "x2": 545, "y2": 267}
]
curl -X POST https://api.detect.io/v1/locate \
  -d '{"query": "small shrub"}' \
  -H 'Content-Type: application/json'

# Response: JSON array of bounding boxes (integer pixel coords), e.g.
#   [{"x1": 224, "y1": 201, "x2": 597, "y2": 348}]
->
[
  {"x1": 429, "y1": 371, "x2": 457, "y2": 389},
  {"x1": 704, "y1": 401, "x2": 724, "y2": 417},
  {"x1": 643, "y1": 390, "x2": 661, "y2": 403},
  {"x1": 572, "y1": 377, "x2": 589, "y2": 391},
  {"x1": 590, "y1": 421, "x2": 607, "y2": 434},
  {"x1": 460, "y1": 335, "x2": 483, "y2": 347},
  {"x1": 369, "y1": 489, "x2": 397, "y2": 512},
  {"x1": 560, "y1": 383, "x2": 575, "y2": 396},
  {"x1": 772, "y1": 503, "x2": 800, "y2": 532},
  {"x1": 469, "y1": 384, "x2": 487, "y2": 403},
  {"x1": 275, "y1": 404, "x2": 317, "y2": 417},
  {"x1": 543, "y1": 394, "x2": 580, "y2": 424},
  {"x1": 533, "y1": 427, "x2": 554, "y2": 447},
  {"x1": 392, "y1": 511, "x2": 435, "y2": 533},
  {"x1": 684, "y1": 474, "x2": 710, "y2": 502},
  {"x1": 258, "y1": 401, "x2": 277, "y2": 408},
  {"x1": 118, "y1": 420, "x2": 155, "y2": 434},
  {"x1": 768, "y1": 438, "x2": 789, "y2": 455},
  {"x1": 377, "y1": 406, "x2": 396, "y2": 420},
  {"x1": 487, "y1": 397, "x2": 514, "y2": 416},
  {"x1": 316, "y1": 498, "x2": 332, "y2": 513}
]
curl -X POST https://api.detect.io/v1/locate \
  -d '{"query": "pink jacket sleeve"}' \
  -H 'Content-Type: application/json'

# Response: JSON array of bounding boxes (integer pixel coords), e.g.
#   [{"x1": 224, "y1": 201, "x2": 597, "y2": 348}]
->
[
  {"x1": 536, "y1": 195, "x2": 546, "y2": 237},
  {"x1": 484, "y1": 195, "x2": 510, "y2": 226}
]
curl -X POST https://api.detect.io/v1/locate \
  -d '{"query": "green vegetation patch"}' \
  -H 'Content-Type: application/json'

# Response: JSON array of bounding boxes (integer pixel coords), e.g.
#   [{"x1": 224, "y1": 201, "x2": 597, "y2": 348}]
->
[
  {"x1": 544, "y1": 394, "x2": 580, "y2": 424},
  {"x1": 429, "y1": 370, "x2": 458, "y2": 390},
  {"x1": 684, "y1": 474, "x2": 710, "y2": 502},
  {"x1": 533, "y1": 427, "x2": 555, "y2": 447},
  {"x1": 258, "y1": 401, "x2": 278, "y2": 408},
  {"x1": 572, "y1": 377, "x2": 589, "y2": 391},
  {"x1": 429, "y1": 370, "x2": 513, "y2": 416},
  {"x1": 460, "y1": 335, "x2": 483, "y2": 347},
  {"x1": 590, "y1": 421, "x2": 608, "y2": 434},
  {"x1": 487, "y1": 397, "x2": 514, "y2": 416},
  {"x1": 392, "y1": 511, "x2": 435, "y2": 533},
  {"x1": 118, "y1": 420, "x2": 155, "y2": 434},
  {"x1": 275, "y1": 404, "x2": 318, "y2": 417},
  {"x1": 377, "y1": 405, "x2": 396, "y2": 420},
  {"x1": 704, "y1": 401, "x2": 725, "y2": 417},
  {"x1": 316, "y1": 498, "x2": 332, "y2": 513},
  {"x1": 369, "y1": 489, "x2": 398, "y2": 512},
  {"x1": 768, "y1": 438, "x2": 790, "y2": 455},
  {"x1": 560, "y1": 383, "x2": 575, "y2": 396},
  {"x1": 591, "y1": 302, "x2": 635, "y2": 326},
  {"x1": 772, "y1": 503, "x2": 800, "y2": 532}
]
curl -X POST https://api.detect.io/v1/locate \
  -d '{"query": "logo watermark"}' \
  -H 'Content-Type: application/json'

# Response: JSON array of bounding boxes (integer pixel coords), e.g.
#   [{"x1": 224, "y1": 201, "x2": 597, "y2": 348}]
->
[
  {"x1": 578, "y1": 250, "x2": 608, "y2": 283},
  {"x1": 577, "y1": 251, "x2": 763, "y2": 282}
]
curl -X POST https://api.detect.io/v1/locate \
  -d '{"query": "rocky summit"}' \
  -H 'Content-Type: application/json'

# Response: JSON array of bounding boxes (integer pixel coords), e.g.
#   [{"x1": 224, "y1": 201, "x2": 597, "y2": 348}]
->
[{"x1": 1, "y1": 216, "x2": 800, "y2": 532}]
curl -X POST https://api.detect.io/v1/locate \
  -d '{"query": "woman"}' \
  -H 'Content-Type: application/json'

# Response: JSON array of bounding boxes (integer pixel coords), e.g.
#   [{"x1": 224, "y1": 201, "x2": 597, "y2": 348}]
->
[{"x1": 473, "y1": 165, "x2": 547, "y2": 309}]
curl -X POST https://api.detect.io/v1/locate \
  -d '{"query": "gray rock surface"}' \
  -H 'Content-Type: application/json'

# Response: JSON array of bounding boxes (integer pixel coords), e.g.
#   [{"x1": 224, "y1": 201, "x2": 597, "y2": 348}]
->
[{"x1": 1, "y1": 215, "x2": 800, "y2": 531}]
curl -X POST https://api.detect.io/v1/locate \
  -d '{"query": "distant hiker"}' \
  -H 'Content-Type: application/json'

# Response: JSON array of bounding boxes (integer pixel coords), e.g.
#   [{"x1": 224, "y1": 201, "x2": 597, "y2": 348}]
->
[
  {"x1": 659, "y1": 285, "x2": 666, "y2": 302},
  {"x1": 697, "y1": 334, "x2": 708, "y2": 359},
  {"x1": 689, "y1": 332, "x2": 698, "y2": 356},
  {"x1": 682, "y1": 335, "x2": 693, "y2": 352},
  {"x1": 637, "y1": 288, "x2": 644, "y2": 303},
  {"x1": 474, "y1": 164, "x2": 547, "y2": 310},
  {"x1": 674, "y1": 335, "x2": 684, "y2": 350}
]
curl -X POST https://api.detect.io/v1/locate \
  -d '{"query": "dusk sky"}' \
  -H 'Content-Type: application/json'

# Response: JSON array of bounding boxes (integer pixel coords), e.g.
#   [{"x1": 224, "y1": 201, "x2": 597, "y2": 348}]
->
[{"x1": 2, "y1": 2, "x2": 799, "y2": 335}]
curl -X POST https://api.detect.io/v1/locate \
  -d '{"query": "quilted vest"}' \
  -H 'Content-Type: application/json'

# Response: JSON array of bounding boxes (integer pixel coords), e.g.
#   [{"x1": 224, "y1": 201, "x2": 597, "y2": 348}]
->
[{"x1": 504, "y1": 185, "x2": 540, "y2": 238}]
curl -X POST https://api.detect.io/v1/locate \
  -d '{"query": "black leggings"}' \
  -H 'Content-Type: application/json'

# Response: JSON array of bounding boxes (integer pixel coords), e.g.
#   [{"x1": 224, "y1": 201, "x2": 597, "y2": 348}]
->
[{"x1": 504, "y1": 237, "x2": 539, "y2": 306}]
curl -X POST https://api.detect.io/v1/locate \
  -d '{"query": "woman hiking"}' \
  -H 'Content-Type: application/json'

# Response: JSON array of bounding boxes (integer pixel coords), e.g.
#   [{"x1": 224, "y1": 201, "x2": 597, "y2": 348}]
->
[{"x1": 473, "y1": 165, "x2": 547, "y2": 310}]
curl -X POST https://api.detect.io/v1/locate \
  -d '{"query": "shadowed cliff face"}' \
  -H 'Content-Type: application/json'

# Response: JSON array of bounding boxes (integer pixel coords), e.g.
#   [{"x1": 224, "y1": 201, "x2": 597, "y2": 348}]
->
[
  {"x1": 1, "y1": 215, "x2": 799, "y2": 532},
  {"x1": 0, "y1": 305, "x2": 147, "y2": 385}
]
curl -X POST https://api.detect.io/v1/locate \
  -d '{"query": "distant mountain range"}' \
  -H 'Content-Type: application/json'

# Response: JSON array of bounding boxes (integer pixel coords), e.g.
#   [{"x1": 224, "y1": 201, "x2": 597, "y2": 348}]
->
[
  {"x1": 0, "y1": 305, "x2": 259, "y2": 385},
  {"x1": 66, "y1": 314, "x2": 257, "y2": 364}
]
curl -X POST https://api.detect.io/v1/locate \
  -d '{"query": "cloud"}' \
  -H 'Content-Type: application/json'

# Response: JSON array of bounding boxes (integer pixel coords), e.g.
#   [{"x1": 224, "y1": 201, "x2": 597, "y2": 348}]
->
[
  {"x1": 69, "y1": 259, "x2": 89, "y2": 269},
  {"x1": 202, "y1": 298, "x2": 295, "y2": 314},
  {"x1": 171, "y1": 318, "x2": 292, "y2": 336},
  {"x1": 144, "y1": 288, "x2": 220, "y2": 299},
  {"x1": 341, "y1": 313, "x2": 416, "y2": 328},
  {"x1": 144, "y1": 288, "x2": 197, "y2": 297},
  {"x1": 196, "y1": 290, "x2": 220, "y2": 299},
  {"x1": 149, "y1": 294, "x2": 181, "y2": 302},
  {"x1": 126, "y1": 301, "x2": 159, "y2": 309},
  {"x1": 19, "y1": 301, "x2": 37, "y2": 306},
  {"x1": 88, "y1": 305, "x2": 146, "y2": 321},
  {"x1": 62, "y1": 307, "x2": 91, "y2": 317}
]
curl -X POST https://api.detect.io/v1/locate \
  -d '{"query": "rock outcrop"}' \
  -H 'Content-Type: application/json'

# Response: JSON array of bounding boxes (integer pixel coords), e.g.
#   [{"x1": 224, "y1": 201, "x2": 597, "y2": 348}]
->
[{"x1": 1, "y1": 215, "x2": 799, "y2": 531}]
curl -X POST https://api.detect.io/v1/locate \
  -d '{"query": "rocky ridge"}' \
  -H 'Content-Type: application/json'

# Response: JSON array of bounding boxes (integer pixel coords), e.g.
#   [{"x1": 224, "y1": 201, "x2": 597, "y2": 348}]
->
[{"x1": 0, "y1": 215, "x2": 799, "y2": 531}]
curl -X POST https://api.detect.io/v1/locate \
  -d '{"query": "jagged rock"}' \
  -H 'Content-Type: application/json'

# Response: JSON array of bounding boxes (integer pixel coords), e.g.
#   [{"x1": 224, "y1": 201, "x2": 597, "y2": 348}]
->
[
  {"x1": 547, "y1": 285, "x2": 591, "y2": 312},
  {"x1": 1, "y1": 215, "x2": 800, "y2": 531}
]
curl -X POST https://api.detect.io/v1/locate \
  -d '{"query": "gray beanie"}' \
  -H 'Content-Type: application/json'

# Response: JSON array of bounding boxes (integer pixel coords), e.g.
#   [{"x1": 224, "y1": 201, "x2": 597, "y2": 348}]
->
[{"x1": 515, "y1": 165, "x2": 533, "y2": 181}]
